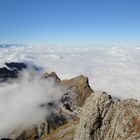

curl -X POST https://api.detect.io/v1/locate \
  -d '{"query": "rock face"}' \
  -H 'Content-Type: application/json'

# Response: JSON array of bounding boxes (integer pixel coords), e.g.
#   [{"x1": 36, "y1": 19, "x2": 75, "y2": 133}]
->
[
  {"x1": 74, "y1": 92, "x2": 140, "y2": 140},
  {"x1": 5, "y1": 62, "x2": 27, "y2": 71},
  {"x1": 60, "y1": 75, "x2": 93, "y2": 107},
  {"x1": 0, "y1": 62, "x2": 41, "y2": 82},
  {"x1": 0, "y1": 62, "x2": 27, "y2": 81},
  {"x1": 0, "y1": 67, "x2": 18, "y2": 80},
  {"x1": 43, "y1": 72, "x2": 61, "y2": 82},
  {"x1": 42, "y1": 73, "x2": 94, "y2": 135}
]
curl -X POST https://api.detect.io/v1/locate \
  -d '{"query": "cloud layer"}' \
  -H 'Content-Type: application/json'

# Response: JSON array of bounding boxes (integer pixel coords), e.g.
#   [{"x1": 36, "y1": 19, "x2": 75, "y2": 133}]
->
[{"x1": 1, "y1": 45, "x2": 140, "y2": 99}]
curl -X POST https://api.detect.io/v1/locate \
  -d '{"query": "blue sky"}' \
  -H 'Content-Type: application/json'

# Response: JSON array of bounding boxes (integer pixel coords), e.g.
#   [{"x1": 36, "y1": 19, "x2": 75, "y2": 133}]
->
[{"x1": 0, "y1": 0, "x2": 140, "y2": 45}]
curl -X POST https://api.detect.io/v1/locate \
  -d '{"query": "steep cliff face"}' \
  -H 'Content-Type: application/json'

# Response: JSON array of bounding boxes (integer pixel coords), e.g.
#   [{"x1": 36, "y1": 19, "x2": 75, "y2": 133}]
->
[
  {"x1": 60, "y1": 75, "x2": 93, "y2": 107},
  {"x1": 74, "y1": 92, "x2": 140, "y2": 140}
]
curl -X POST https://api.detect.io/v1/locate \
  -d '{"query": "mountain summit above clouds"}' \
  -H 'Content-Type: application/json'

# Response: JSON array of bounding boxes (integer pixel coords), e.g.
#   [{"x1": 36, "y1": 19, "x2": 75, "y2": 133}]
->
[
  {"x1": 0, "y1": 62, "x2": 40, "y2": 82},
  {"x1": 0, "y1": 62, "x2": 140, "y2": 140}
]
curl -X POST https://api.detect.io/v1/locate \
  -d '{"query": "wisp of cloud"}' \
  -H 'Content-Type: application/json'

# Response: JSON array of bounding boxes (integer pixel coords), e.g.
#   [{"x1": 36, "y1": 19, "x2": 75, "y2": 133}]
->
[{"x1": 0, "y1": 69, "x2": 66, "y2": 138}]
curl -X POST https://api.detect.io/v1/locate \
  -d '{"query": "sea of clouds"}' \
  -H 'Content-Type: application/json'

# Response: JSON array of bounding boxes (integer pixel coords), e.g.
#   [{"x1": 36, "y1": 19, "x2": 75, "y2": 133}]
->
[
  {"x1": 0, "y1": 45, "x2": 140, "y2": 99},
  {"x1": 0, "y1": 44, "x2": 140, "y2": 137}
]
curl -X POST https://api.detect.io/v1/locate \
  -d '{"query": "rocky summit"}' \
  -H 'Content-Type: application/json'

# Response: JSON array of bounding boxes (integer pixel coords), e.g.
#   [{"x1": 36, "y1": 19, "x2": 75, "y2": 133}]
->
[{"x1": 0, "y1": 62, "x2": 140, "y2": 140}]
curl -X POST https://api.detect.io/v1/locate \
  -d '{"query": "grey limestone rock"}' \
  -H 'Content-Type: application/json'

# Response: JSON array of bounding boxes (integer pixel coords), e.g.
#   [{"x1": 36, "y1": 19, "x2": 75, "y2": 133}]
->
[{"x1": 74, "y1": 91, "x2": 140, "y2": 140}]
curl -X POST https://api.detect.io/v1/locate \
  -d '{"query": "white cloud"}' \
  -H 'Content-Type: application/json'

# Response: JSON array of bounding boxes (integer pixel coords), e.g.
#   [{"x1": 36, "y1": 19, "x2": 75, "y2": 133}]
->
[{"x1": 1, "y1": 45, "x2": 140, "y2": 99}]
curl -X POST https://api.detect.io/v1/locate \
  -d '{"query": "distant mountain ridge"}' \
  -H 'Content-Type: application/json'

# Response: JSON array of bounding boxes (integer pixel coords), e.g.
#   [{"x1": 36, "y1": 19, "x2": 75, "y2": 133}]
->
[{"x1": 0, "y1": 44, "x2": 25, "y2": 48}]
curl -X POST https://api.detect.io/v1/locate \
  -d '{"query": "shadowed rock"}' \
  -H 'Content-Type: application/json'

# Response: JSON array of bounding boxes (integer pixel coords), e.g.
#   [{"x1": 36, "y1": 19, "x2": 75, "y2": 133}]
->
[
  {"x1": 0, "y1": 62, "x2": 42, "y2": 82},
  {"x1": 5, "y1": 62, "x2": 27, "y2": 71},
  {"x1": 0, "y1": 62, "x2": 28, "y2": 81},
  {"x1": 0, "y1": 67, "x2": 18, "y2": 81}
]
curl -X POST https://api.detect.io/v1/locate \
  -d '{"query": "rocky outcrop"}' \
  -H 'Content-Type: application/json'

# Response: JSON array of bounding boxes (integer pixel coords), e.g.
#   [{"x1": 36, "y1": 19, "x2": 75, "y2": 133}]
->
[
  {"x1": 0, "y1": 62, "x2": 27, "y2": 81},
  {"x1": 0, "y1": 62, "x2": 42, "y2": 82},
  {"x1": 60, "y1": 75, "x2": 93, "y2": 107},
  {"x1": 2, "y1": 70, "x2": 93, "y2": 140},
  {"x1": 74, "y1": 92, "x2": 140, "y2": 140},
  {"x1": 0, "y1": 62, "x2": 29, "y2": 81},
  {"x1": 0, "y1": 67, "x2": 18, "y2": 81},
  {"x1": 41, "y1": 73, "x2": 93, "y2": 136},
  {"x1": 42, "y1": 73, "x2": 93, "y2": 112},
  {"x1": 5, "y1": 62, "x2": 27, "y2": 71},
  {"x1": 43, "y1": 72, "x2": 61, "y2": 82}
]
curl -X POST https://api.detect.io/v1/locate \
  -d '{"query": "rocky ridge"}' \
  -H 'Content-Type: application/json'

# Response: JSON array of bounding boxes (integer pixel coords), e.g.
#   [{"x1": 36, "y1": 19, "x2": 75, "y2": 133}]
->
[
  {"x1": 0, "y1": 63, "x2": 93, "y2": 140},
  {"x1": 0, "y1": 62, "x2": 140, "y2": 140}
]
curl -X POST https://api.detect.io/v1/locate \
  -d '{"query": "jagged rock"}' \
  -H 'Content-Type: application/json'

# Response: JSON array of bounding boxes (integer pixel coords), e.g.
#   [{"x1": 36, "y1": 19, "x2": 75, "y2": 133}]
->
[
  {"x1": 0, "y1": 62, "x2": 28, "y2": 81},
  {"x1": 0, "y1": 62, "x2": 42, "y2": 82},
  {"x1": 5, "y1": 62, "x2": 27, "y2": 71},
  {"x1": 43, "y1": 72, "x2": 61, "y2": 82},
  {"x1": 0, "y1": 67, "x2": 18, "y2": 80},
  {"x1": 74, "y1": 92, "x2": 140, "y2": 140},
  {"x1": 60, "y1": 75, "x2": 94, "y2": 107},
  {"x1": 43, "y1": 73, "x2": 94, "y2": 111}
]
